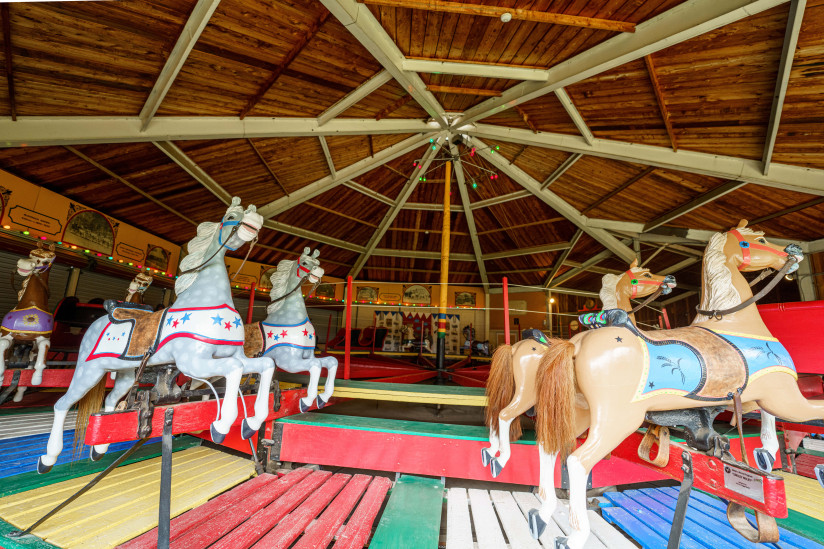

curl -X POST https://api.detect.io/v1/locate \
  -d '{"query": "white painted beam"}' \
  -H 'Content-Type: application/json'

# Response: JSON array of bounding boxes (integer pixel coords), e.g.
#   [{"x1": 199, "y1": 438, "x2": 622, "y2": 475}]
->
[
  {"x1": 0, "y1": 117, "x2": 437, "y2": 147},
  {"x1": 372, "y1": 248, "x2": 475, "y2": 261},
  {"x1": 263, "y1": 220, "x2": 366, "y2": 253},
  {"x1": 473, "y1": 137, "x2": 637, "y2": 263},
  {"x1": 405, "y1": 202, "x2": 464, "y2": 212},
  {"x1": 540, "y1": 153, "x2": 582, "y2": 189},
  {"x1": 550, "y1": 243, "x2": 629, "y2": 287},
  {"x1": 762, "y1": 0, "x2": 807, "y2": 175},
  {"x1": 482, "y1": 242, "x2": 571, "y2": 261},
  {"x1": 318, "y1": 136, "x2": 336, "y2": 177},
  {"x1": 553, "y1": 90, "x2": 594, "y2": 145},
  {"x1": 317, "y1": 69, "x2": 392, "y2": 126},
  {"x1": 455, "y1": 0, "x2": 790, "y2": 126},
  {"x1": 348, "y1": 138, "x2": 444, "y2": 278},
  {"x1": 544, "y1": 229, "x2": 583, "y2": 287},
  {"x1": 451, "y1": 143, "x2": 488, "y2": 289},
  {"x1": 153, "y1": 141, "x2": 231, "y2": 204},
  {"x1": 320, "y1": 0, "x2": 448, "y2": 127},
  {"x1": 489, "y1": 285, "x2": 599, "y2": 298},
  {"x1": 658, "y1": 257, "x2": 700, "y2": 276},
  {"x1": 469, "y1": 190, "x2": 532, "y2": 209},
  {"x1": 642, "y1": 180, "x2": 747, "y2": 231},
  {"x1": 343, "y1": 180, "x2": 394, "y2": 206},
  {"x1": 256, "y1": 132, "x2": 441, "y2": 218},
  {"x1": 139, "y1": 0, "x2": 222, "y2": 130},
  {"x1": 402, "y1": 58, "x2": 549, "y2": 82},
  {"x1": 467, "y1": 124, "x2": 824, "y2": 196},
  {"x1": 660, "y1": 290, "x2": 699, "y2": 306}
]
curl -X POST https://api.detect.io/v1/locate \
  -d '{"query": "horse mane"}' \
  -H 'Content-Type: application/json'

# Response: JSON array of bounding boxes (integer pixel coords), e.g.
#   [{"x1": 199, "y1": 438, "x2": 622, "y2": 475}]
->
[
  {"x1": 267, "y1": 259, "x2": 297, "y2": 314},
  {"x1": 18, "y1": 276, "x2": 29, "y2": 302},
  {"x1": 174, "y1": 221, "x2": 219, "y2": 294},
  {"x1": 694, "y1": 227, "x2": 763, "y2": 323},
  {"x1": 599, "y1": 273, "x2": 622, "y2": 309}
]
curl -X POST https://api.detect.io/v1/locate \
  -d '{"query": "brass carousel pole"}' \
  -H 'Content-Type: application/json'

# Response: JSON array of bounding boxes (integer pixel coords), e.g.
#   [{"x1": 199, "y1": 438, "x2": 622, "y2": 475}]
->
[{"x1": 437, "y1": 159, "x2": 452, "y2": 379}]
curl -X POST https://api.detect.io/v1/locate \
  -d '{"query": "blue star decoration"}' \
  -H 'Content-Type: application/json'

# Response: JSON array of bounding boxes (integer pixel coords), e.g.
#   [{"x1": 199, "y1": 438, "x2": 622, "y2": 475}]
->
[
  {"x1": 166, "y1": 315, "x2": 174, "y2": 326},
  {"x1": 649, "y1": 382, "x2": 655, "y2": 389},
  {"x1": 211, "y1": 314, "x2": 223, "y2": 325},
  {"x1": 309, "y1": 334, "x2": 313, "y2": 340},
  {"x1": 273, "y1": 334, "x2": 280, "y2": 341},
  {"x1": 233, "y1": 317, "x2": 242, "y2": 328},
  {"x1": 615, "y1": 336, "x2": 623, "y2": 343},
  {"x1": 181, "y1": 312, "x2": 192, "y2": 324}
]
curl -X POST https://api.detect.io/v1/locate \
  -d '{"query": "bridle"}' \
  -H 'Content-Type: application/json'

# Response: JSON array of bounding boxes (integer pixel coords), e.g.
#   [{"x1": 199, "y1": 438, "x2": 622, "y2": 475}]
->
[
  {"x1": 268, "y1": 260, "x2": 320, "y2": 305},
  {"x1": 626, "y1": 270, "x2": 670, "y2": 314},
  {"x1": 179, "y1": 215, "x2": 259, "y2": 278},
  {"x1": 730, "y1": 229, "x2": 787, "y2": 271}
]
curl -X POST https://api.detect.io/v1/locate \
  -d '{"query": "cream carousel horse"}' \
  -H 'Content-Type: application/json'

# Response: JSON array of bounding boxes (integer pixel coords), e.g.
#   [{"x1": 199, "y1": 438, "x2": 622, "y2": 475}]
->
[
  {"x1": 0, "y1": 243, "x2": 57, "y2": 394},
  {"x1": 482, "y1": 260, "x2": 676, "y2": 477},
  {"x1": 124, "y1": 272, "x2": 153, "y2": 304},
  {"x1": 38, "y1": 198, "x2": 276, "y2": 472},
  {"x1": 528, "y1": 221, "x2": 810, "y2": 548}
]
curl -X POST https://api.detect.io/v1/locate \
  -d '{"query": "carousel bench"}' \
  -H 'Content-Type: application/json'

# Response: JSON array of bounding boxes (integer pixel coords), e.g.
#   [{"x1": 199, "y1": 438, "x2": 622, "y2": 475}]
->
[{"x1": 369, "y1": 475, "x2": 444, "y2": 549}]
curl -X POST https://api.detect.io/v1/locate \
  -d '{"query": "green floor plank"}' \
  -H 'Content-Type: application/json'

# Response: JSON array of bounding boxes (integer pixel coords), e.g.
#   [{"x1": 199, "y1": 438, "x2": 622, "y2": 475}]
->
[
  {"x1": 370, "y1": 475, "x2": 444, "y2": 549},
  {"x1": 0, "y1": 436, "x2": 201, "y2": 498},
  {"x1": 777, "y1": 508, "x2": 824, "y2": 545},
  {"x1": 0, "y1": 519, "x2": 61, "y2": 549}
]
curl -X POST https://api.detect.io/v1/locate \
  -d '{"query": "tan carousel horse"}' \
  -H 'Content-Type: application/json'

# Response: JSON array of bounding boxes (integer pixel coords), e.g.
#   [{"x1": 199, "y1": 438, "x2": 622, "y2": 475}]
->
[
  {"x1": 482, "y1": 260, "x2": 676, "y2": 477},
  {"x1": 124, "y1": 272, "x2": 153, "y2": 304},
  {"x1": 528, "y1": 221, "x2": 813, "y2": 549}
]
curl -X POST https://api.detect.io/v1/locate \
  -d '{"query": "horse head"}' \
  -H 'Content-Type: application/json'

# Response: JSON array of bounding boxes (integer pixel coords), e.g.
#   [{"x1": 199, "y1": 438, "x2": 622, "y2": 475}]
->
[
  {"x1": 724, "y1": 220, "x2": 803, "y2": 274},
  {"x1": 128, "y1": 272, "x2": 153, "y2": 295},
  {"x1": 17, "y1": 245, "x2": 56, "y2": 277},
  {"x1": 618, "y1": 258, "x2": 677, "y2": 300},
  {"x1": 296, "y1": 247, "x2": 324, "y2": 285},
  {"x1": 216, "y1": 197, "x2": 263, "y2": 252}
]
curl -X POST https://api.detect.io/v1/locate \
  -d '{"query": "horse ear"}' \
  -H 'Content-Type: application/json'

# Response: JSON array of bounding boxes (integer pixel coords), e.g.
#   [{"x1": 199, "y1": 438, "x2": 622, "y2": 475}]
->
[
  {"x1": 36, "y1": 241, "x2": 43, "y2": 249},
  {"x1": 312, "y1": 249, "x2": 320, "y2": 258},
  {"x1": 231, "y1": 197, "x2": 241, "y2": 207},
  {"x1": 303, "y1": 246, "x2": 310, "y2": 256},
  {"x1": 736, "y1": 219, "x2": 748, "y2": 229},
  {"x1": 48, "y1": 244, "x2": 55, "y2": 251},
  {"x1": 630, "y1": 258, "x2": 638, "y2": 269}
]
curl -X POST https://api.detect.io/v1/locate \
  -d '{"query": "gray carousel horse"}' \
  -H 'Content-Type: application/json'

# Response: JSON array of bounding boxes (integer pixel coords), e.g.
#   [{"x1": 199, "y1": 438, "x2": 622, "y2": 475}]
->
[
  {"x1": 245, "y1": 248, "x2": 338, "y2": 413},
  {"x1": 38, "y1": 198, "x2": 276, "y2": 473}
]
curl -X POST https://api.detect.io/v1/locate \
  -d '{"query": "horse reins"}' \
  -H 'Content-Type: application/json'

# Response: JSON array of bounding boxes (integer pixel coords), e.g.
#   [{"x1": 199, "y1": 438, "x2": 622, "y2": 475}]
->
[
  {"x1": 627, "y1": 270, "x2": 669, "y2": 314},
  {"x1": 178, "y1": 220, "x2": 259, "y2": 280},
  {"x1": 267, "y1": 267, "x2": 320, "y2": 306}
]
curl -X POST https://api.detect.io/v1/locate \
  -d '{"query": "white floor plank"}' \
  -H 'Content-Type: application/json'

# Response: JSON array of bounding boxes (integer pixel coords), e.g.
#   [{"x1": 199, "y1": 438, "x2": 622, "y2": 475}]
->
[
  {"x1": 587, "y1": 509, "x2": 636, "y2": 549},
  {"x1": 551, "y1": 501, "x2": 608, "y2": 549},
  {"x1": 447, "y1": 487, "x2": 474, "y2": 549},
  {"x1": 468, "y1": 489, "x2": 507, "y2": 549},
  {"x1": 490, "y1": 490, "x2": 541, "y2": 549},
  {"x1": 0, "y1": 411, "x2": 74, "y2": 440},
  {"x1": 511, "y1": 491, "x2": 565, "y2": 548}
]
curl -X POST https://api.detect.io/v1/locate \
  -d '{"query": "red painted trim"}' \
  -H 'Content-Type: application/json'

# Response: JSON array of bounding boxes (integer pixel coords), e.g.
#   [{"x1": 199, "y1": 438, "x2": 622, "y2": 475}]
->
[
  {"x1": 2, "y1": 368, "x2": 115, "y2": 388},
  {"x1": 503, "y1": 277, "x2": 510, "y2": 345},
  {"x1": 156, "y1": 332, "x2": 244, "y2": 348},
  {"x1": 449, "y1": 371, "x2": 487, "y2": 388},
  {"x1": 344, "y1": 276, "x2": 352, "y2": 380}
]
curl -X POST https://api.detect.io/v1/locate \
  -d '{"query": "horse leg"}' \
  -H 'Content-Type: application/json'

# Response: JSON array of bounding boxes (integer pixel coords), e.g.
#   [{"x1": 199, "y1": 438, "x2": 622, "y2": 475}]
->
[
  {"x1": 300, "y1": 361, "x2": 322, "y2": 413},
  {"x1": 482, "y1": 428, "x2": 500, "y2": 469},
  {"x1": 490, "y1": 397, "x2": 534, "y2": 478},
  {"x1": 0, "y1": 334, "x2": 10, "y2": 378},
  {"x1": 754, "y1": 411, "x2": 778, "y2": 472},
  {"x1": 207, "y1": 362, "x2": 244, "y2": 444},
  {"x1": 90, "y1": 369, "x2": 135, "y2": 460},
  {"x1": 238, "y1": 356, "x2": 276, "y2": 440},
  {"x1": 317, "y1": 356, "x2": 338, "y2": 408},
  {"x1": 31, "y1": 336, "x2": 50, "y2": 385}
]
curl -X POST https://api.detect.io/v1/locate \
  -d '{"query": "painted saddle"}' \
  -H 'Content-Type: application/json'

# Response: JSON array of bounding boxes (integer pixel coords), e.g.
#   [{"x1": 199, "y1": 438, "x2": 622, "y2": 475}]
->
[
  {"x1": 1, "y1": 306, "x2": 54, "y2": 340},
  {"x1": 244, "y1": 317, "x2": 317, "y2": 358}
]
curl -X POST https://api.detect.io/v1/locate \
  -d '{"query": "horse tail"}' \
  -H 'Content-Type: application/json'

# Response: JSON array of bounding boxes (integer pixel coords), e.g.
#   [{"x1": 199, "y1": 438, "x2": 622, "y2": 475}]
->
[
  {"x1": 535, "y1": 340, "x2": 576, "y2": 457},
  {"x1": 73, "y1": 376, "x2": 107, "y2": 456},
  {"x1": 485, "y1": 344, "x2": 521, "y2": 441}
]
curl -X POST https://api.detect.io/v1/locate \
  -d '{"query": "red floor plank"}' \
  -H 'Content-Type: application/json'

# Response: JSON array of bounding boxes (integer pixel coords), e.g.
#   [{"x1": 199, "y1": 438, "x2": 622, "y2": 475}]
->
[
  {"x1": 210, "y1": 470, "x2": 332, "y2": 549},
  {"x1": 292, "y1": 474, "x2": 372, "y2": 549},
  {"x1": 332, "y1": 476, "x2": 392, "y2": 549}
]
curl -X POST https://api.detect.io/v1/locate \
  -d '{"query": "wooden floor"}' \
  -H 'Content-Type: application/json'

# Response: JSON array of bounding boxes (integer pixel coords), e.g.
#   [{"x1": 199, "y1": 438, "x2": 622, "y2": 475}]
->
[
  {"x1": 0, "y1": 410, "x2": 76, "y2": 440},
  {"x1": 0, "y1": 446, "x2": 254, "y2": 549}
]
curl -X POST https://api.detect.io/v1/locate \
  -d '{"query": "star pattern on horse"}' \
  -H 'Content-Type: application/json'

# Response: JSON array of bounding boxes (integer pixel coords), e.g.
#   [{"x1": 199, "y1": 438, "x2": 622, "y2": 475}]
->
[{"x1": 211, "y1": 314, "x2": 223, "y2": 325}]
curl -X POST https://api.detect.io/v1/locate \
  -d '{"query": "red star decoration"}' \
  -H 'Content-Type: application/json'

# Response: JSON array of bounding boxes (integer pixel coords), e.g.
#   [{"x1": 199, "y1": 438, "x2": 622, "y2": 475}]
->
[
  {"x1": 303, "y1": 328, "x2": 309, "y2": 336},
  {"x1": 267, "y1": 331, "x2": 274, "y2": 339},
  {"x1": 281, "y1": 330, "x2": 288, "y2": 337},
  {"x1": 224, "y1": 321, "x2": 232, "y2": 330},
  {"x1": 172, "y1": 319, "x2": 179, "y2": 328}
]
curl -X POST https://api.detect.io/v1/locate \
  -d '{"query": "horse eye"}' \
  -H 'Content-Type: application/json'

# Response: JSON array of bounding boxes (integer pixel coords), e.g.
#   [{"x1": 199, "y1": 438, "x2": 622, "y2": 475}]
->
[{"x1": 644, "y1": 273, "x2": 651, "y2": 278}]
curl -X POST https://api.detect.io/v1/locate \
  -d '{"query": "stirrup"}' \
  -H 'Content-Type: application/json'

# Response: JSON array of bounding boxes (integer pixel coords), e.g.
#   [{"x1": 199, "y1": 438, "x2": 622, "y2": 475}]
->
[
  {"x1": 638, "y1": 424, "x2": 670, "y2": 467},
  {"x1": 727, "y1": 502, "x2": 779, "y2": 543}
]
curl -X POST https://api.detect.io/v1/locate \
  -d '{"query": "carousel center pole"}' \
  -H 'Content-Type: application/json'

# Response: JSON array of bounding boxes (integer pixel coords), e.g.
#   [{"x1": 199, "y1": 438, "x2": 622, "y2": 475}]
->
[{"x1": 437, "y1": 159, "x2": 452, "y2": 381}]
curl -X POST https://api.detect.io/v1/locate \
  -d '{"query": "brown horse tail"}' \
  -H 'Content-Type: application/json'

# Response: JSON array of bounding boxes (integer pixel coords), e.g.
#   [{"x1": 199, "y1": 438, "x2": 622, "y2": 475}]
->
[
  {"x1": 73, "y1": 377, "x2": 107, "y2": 457},
  {"x1": 535, "y1": 339, "x2": 576, "y2": 457},
  {"x1": 485, "y1": 344, "x2": 522, "y2": 441}
]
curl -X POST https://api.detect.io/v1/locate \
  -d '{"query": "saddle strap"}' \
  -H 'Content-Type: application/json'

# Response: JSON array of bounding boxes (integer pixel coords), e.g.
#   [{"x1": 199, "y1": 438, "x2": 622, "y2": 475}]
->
[
  {"x1": 731, "y1": 392, "x2": 749, "y2": 468},
  {"x1": 727, "y1": 502, "x2": 779, "y2": 543},
  {"x1": 638, "y1": 424, "x2": 670, "y2": 467}
]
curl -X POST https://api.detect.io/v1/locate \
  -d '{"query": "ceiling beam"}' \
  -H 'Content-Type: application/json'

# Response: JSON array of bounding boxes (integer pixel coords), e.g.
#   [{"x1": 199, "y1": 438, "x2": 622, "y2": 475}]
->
[
  {"x1": 153, "y1": 140, "x2": 231, "y2": 204},
  {"x1": 544, "y1": 228, "x2": 583, "y2": 287},
  {"x1": 427, "y1": 85, "x2": 502, "y2": 97},
  {"x1": 138, "y1": 0, "x2": 221, "y2": 130},
  {"x1": 483, "y1": 241, "x2": 571, "y2": 261},
  {"x1": 405, "y1": 202, "x2": 463, "y2": 212},
  {"x1": 455, "y1": 0, "x2": 790, "y2": 126},
  {"x1": 0, "y1": 117, "x2": 437, "y2": 147},
  {"x1": 644, "y1": 54, "x2": 678, "y2": 151},
  {"x1": 642, "y1": 180, "x2": 746, "y2": 231},
  {"x1": 514, "y1": 105, "x2": 538, "y2": 133},
  {"x1": 762, "y1": 0, "x2": 807, "y2": 175},
  {"x1": 467, "y1": 124, "x2": 824, "y2": 196},
  {"x1": 263, "y1": 220, "x2": 366, "y2": 253},
  {"x1": 256, "y1": 132, "x2": 441, "y2": 218},
  {"x1": 348, "y1": 138, "x2": 443, "y2": 278},
  {"x1": 473, "y1": 137, "x2": 637, "y2": 263},
  {"x1": 375, "y1": 93, "x2": 414, "y2": 120},
  {"x1": 402, "y1": 57, "x2": 549, "y2": 81},
  {"x1": 318, "y1": 136, "x2": 336, "y2": 177},
  {"x1": 358, "y1": 0, "x2": 636, "y2": 32},
  {"x1": 469, "y1": 190, "x2": 532, "y2": 209},
  {"x1": 540, "y1": 152, "x2": 583, "y2": 189},
  {"x1": 554, "y1": 89, "x2": 594, "y2": 145},
  {"x1": 658, "y1": 257, "x2": 700, "y2": 276},
  {"x1": 550, "y1": 240, "x2": 631, "y2": 287},
  {"x1": 372, "y1": 248, "x2": 475, "y2": 261},
  {"x1": 660, "y1": 290, "x2": 699, "y2": 306},
  {"x1": 317, "y1": 69, "x2": 392, "y2": 126},
  {"x1": 749, "y1": 195, "x2": 824, "y2": 226},
  {"x1": 247, "y1": 138, "x2": 290, "y2": 197},
  {"x1": 343, "y1": 180, "x2": 394, "y2": 206},
  {"x1": 488, "y1": 285, "x2": 599, "y2": 298},
  {"x1": 320, "y1": 0, "x2": 448, "y2": 128},
  {"x1": 451, "y1": 143, "x2": 488, "y2": 290},
  {"x1": 1, "y1": 5, "x2": 16, "y2": 121},
  {"x1": 581, "y1": 166, "x2": 655, "y2": 215}
]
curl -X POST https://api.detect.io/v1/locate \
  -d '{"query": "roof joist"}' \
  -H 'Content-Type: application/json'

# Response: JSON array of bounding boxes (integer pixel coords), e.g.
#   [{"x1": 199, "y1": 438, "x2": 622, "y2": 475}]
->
[{"x1": 451, "y1": 143, "x2": 488, "y2": 290}]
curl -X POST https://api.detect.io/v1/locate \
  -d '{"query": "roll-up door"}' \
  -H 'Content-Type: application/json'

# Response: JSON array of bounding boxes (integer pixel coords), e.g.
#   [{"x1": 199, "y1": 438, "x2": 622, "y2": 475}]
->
[
  {"x1": 0, "y1": 249, "x2": 69, "y2": 315},
  {"x1": 74, "y1": 269, "x2": 133, "y2": 304}
]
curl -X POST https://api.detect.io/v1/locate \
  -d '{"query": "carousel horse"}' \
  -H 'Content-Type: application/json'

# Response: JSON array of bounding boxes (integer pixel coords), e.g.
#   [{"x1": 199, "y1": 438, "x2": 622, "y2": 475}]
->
[
  {"x1": 482, "y1": 260, "x2": 676, "y2": 477},
  {"x1": 124, "y1": 272, "x2": 153, "y2": 304},
  {"x1": 37, "y1": 198, "x2": 276, "y2": 473},
  {"x1": 244, "y1": 248, "x2": 338, "y2": 413},
  {"x1": 462, "y1": 325, "x2": 490, "y2": 356},
  {"x1": 0, "y1": 243, "x2": 57, "y2": 392},
  {"x1": 528, "y1": 221, "x2": 815, "y2": 548},
  {"x1": 400, "y1": 324, "x2": 415, "y2": 352}
]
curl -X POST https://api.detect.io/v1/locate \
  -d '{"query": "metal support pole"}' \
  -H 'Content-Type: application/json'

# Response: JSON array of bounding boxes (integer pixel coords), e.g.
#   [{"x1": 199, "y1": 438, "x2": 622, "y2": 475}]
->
[
  {"x1": 503, "y1": 277, "x2": 510, "y2": 345},
  {"x1": 65, "y1": 266, "x2": 80, "y2": 297},
  {"x1": 246, "y1": 282, "x2": 256, "y2": 324},
  {"x1": 668, "y1": 451, "x2": 694, "y2": 549},
  {"x1": 437, "y1": 160, "x2": 452, "y2": 378},
  {"x1": 344, "y1": 276, "x2": 352, "y2": 380},
  {"x1": 157, "y1": 407, "x2": 174, "y2": 548}
]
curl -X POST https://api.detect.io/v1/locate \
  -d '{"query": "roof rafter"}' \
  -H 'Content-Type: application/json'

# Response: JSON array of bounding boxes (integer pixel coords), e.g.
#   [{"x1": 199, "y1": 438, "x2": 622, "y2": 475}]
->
[
  {"x1": 372, "y1": 248, "x2": 475, "y2": 261},
  {"x1": 642, "y1": 180, "x2": 746, "y2": 231},
  {"x1": 540, "y1": 152, "x2": 582, "y2": 190},
  {"x1": 343, "y1": 180, "x2": 394, "y2": 206},
  {"x1": 451, "y1": 142, "x2": 488, "y2": 290},
  {"x1": 247, "y1": 138, "x2": 290, "y2": 197},
  {"x1": 318, "y1": 136, "x2": 336, "y2": 177},
  {"x1": 403, "y1": 57, "x2": 549, "y2": 81},
  {"x1": 644, "y1": 54, "x2": 678, "y2": 151},
  {"x1": 139, "y1": 0, "x2": 222, "y2": 130},
  {"x1": 581, "y1": 166, "x2": 655, "y2": 215},
  {"x1": 483, "y1": 242, "x2": 571, "y2": 261},
  {"x1": 469, "y1": 190, "x2": 532, "y2": 209},
  {"x1": 550, "y1": 240, "x2": 632, "y2": 287},
  {"x1": 544, "y1": 228, "x2": 583, "y2": 287},
  {"x1": 554, "y1": 89, "x2": 594, "y2": 145},
  {"x1": 317, "y1": 69, "x2": 392, "y2": 126}
]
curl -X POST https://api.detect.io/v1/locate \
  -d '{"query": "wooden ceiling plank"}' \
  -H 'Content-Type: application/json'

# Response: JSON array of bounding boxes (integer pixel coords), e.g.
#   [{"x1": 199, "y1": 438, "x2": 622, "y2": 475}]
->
[
  {"x1": 263, "y1": 219, "x2": 365, "y2": 253},
  {"x1": 257, "y1": 132, "x2": 441, "y2": 218},
  {"x1": 543, "y1": 228, "x2": 583, "y2": 287},
  {"x1": 470, "y1": 190, "x2": 531, "y2": 210},
  {"x1": 749, "y1": 195, "x2": 824, "y2": 226},
  {"x1": 468, "y1": 124, "x2": 824, "y2": 197},
  {"x1": 540, "y1": 152, "x2": 582, "y2": 190},
  {"x1": 477, "y1": 217, "x2": 565, "y2": 235},
  {"x1": 1, "y1": 4, "x2": 15, "y2": 121},
  {"x1": 139, "y1": 0, "x2": 222, "y2": 130},
  {"x1": 372, "y1": 248, "x2": 475, "y2": 261},
  {"x1": 456, "y1": 0, "x2": 791, "y2": 127},
  {"x1": 405, "y1": 202, "x2": 463, "y2": 212},
  {"x1": 409, "y1": 209, "x2": 422, "y2": 281},
  {"x1": 247, "y1": 138, "x2": 290, "y2": 197},
  {"x1": 239, "y1": 11, "x2": 331, "y2": 119},
  {"x1": 403, "y1": 57, "x2": 548, "y2": 81},
  {"x1": 644, "y1": 55, "x2": 677, "y2": 151},
  {"x1": 553, "y1": 88, "x2": 594, "y2": 145},
  {"x1": 550, "y1": 239, "x2": 632, "y2": 287},
  {"x1": 305, "y1": 200, "x2": 377, "y2": 228},
  {"x1": 473, "y1": 136, "x2": 637, "y2": 263},
  {"x1": 321, "y1": 0, "x2": 448, "y2": 128},
  {"x1": 581, "y1": 166, "x2": 655, "y2": 215},
  {"x1": 659, "y1": 257, "x2": 700, "y2": 276},
  {"x1": 343, "y1": 180, "x2": 394, "y2": 205},
  {"x1": 642, "y1": 180, "x2": 747, "y2": 232},
  {"x1": 482, "y1": 241, "x2": 570, "y2": 261},
  {"x1": 427, "y1": 84, "x2": 502, "y2": 97},
  {"x1": 63, "y1": 146, "x2": 198, "y2": 227},
  {"x1": 153, "y1": 140, "x2": 231, "y2": 205},
  {"x1": 318, "y1": 136, "x2": 337, "y2": 177},
  {"x1": 318, "y1": 69, "x2": 392, "y2": 125},
  {"x1": 348, "y1": 137, "x2": 444, "y2": 278},
  {"x1": 762, "y1": 0, "x2": 807, "y2": 175},
  {"x1": 359, "y1": 0, "x2": 635, "y2": 32},
  {"x1": 375, "y1": 93, "x2": 414, "y2": 120},
  {"x1": 452, "y1": 143, "x2": 488, "y2": 289},
  {"x1": 514, "y1": 105, "x2": 538, "y2": 133}
]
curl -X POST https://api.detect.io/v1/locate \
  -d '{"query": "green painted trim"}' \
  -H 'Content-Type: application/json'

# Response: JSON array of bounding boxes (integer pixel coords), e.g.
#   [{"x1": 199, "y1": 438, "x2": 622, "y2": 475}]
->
[
  {"x1": 277, "y1": 373, "x2": 485, "y2": 396},
  {"x1": 0, "y1": 436, "x2": 201, "y2": 498},
  {"x1": 778, "y1": 508, "x2": 824, "y2": 544},
  {"x1": 0, "y1": 519, "x2": 61, "y2": 549},
  {"x1": 370, "y1": 475, "x2": 444, "y2": 549}
]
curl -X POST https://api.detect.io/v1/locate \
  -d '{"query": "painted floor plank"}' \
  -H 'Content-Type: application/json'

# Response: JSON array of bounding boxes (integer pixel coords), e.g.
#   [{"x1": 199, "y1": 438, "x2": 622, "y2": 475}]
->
[
  {"x1": 468, "y1": 488, "x2": 507, "y2": 549},
  {"x1": 511, "y1": 491, "x2": 565, "y2": 547},
  {"x1": 446, "y1": 487, "x2": 473, "y2": 549},
  {"x1": 332, "y1": 476, "x2": 391, "y2": 549},
  {"x1": 603, "y1": 493, "x2": 705, "y2": 549},
  {"x1": 292, "y1": 474, "x2": 372, "y2": 549},
  {"x1": 371, "y1": 475, "x2": 444, "y2": 549},
  {"x1": 587, "y1": 509, "x2": 637, "y2": 549},
  {"x1": 0, "y1": 412, "x2": 77, "y2": 440},
  {"x1": 550, "y1": 500, "x2": 608, "y2": 549},
  {"x1": 775, "y1": 471, "x2": 824, "y2": 521},
  {"x1": 489, "y1": 490, "x2": 541, "y2": 549}
]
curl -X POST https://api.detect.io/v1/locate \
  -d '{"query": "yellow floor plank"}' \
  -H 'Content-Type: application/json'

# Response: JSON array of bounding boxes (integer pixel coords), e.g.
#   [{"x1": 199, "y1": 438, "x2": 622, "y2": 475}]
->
[
  {"x1": 0, "y1": 447, "x2": 254, "y2": 549},
  {"x1": 775, "y1": 471, "x2": 824, "y2": 521}
]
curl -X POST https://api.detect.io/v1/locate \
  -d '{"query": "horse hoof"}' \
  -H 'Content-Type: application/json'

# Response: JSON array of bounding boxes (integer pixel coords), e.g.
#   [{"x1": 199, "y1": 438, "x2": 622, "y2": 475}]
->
[
  {"x1": 316, "y1": 396, "x2": 327, "y2": 409},
  {"x1": 554, "y1": 537, "x2": 570, "y2": 549},
  {"x1": 240, "y1": 419, "x2": 256, "y2": 440},
  {"x1": 815, "y1": 464, "x2": 824, "y2": 490},
  {"x1": 210, "y1": 424, "x2": 226, "y2": 444},
  {"x1": 90, "y1": 447, "x2": 104, "y2": 462},
  {"x1": 528, "y1": 509, "x2": 546, "y2": 539},
  {"x1": 481, "y1": 448, "x2": 493, "y2": 468},
  {"x1": 754, "y1": 449, "x2": 775, "y2": 472},
  {"x1": 299, "y1": 398, "x2": 310, "y2": 413},
  {"x1": 525, "y1": 406, "x2": 536, "y2": 418},
  {"x1": 490, "y1": 458, "x2": 503, "y2": 478},
  {"x1": 37, "y1": 457, "x2": 52, "y2": 475}
]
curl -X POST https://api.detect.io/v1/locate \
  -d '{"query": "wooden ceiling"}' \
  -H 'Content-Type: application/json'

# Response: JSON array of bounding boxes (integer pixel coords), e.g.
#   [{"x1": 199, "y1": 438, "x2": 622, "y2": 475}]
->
[{"x1": 0, "y1": 0, "x2": 823, "y2": 300}]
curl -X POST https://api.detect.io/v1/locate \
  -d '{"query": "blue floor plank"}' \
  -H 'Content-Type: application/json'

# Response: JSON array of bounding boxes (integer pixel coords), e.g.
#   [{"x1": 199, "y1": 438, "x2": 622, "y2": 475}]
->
[
  {"x1": 603, "y1": 492, "x2": 707, "y2": 549},
  {"x1": 602, "y1": 507, "x2": 670, "y2": 549}
]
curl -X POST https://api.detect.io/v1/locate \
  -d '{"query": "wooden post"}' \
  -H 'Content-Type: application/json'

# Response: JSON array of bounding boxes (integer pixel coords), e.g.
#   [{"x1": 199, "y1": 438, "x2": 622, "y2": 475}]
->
[
  {"x1": 437, "y1": 160, "x2": 452, "y2": 374},
  {"x1": 503, "y1": 276, "x2": 510, "y2": 345},
  {"x1": 246, "y1": 282, "x2": 256, "y2": 324},
  {"x1": 344, "y1": 276, "x2": 353, "y2": 380}
]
